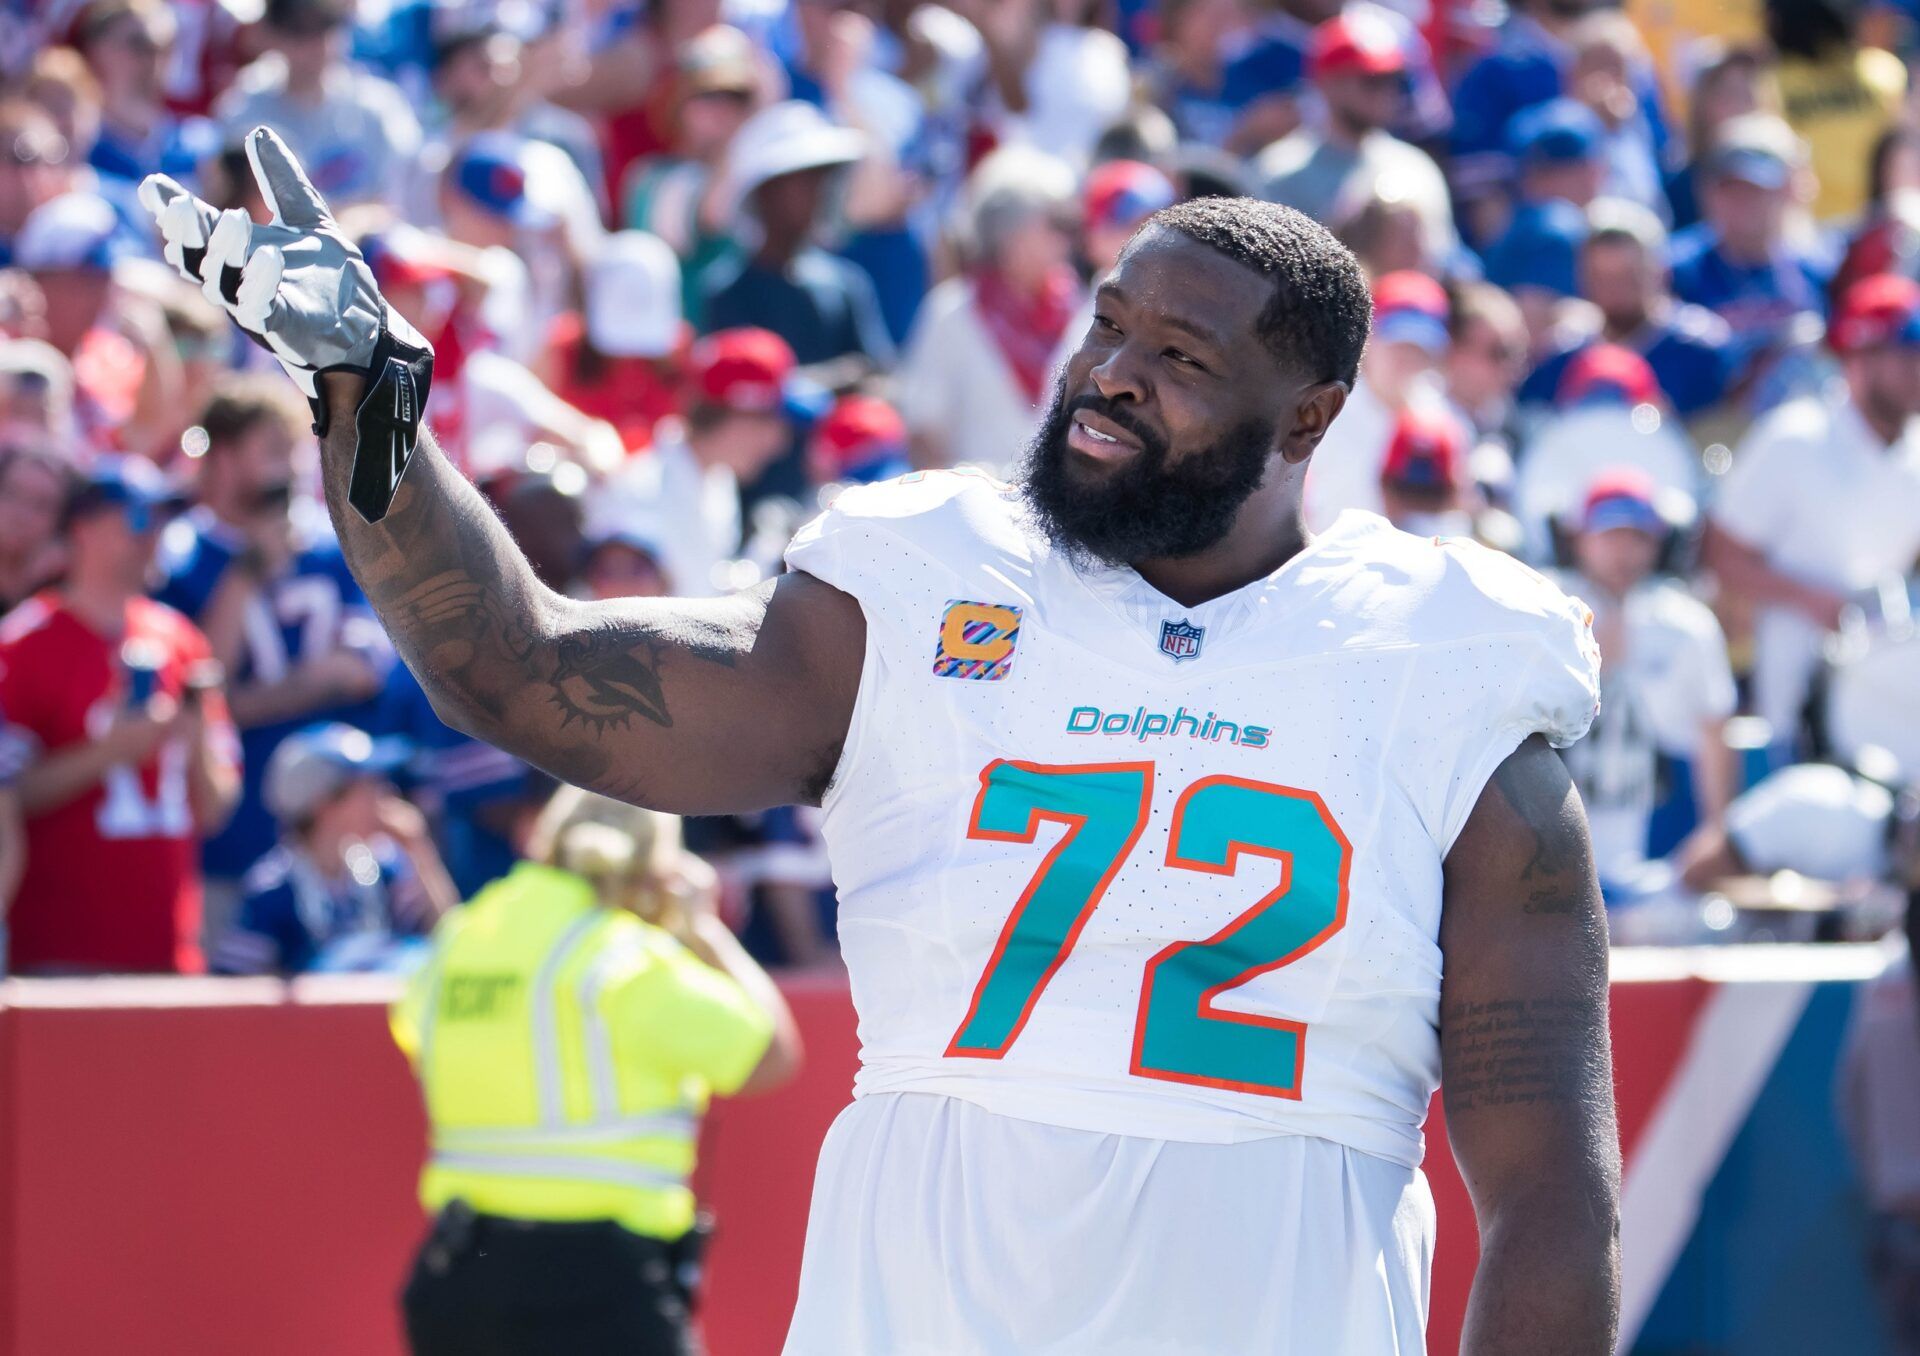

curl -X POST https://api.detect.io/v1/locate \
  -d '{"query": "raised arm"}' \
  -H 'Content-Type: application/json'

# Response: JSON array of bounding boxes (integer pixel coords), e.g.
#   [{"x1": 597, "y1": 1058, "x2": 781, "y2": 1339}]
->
[
  {"x1": 1440, "y1": 735, "x2": 1621, "y2": 1356},
  {"x1": 312, "y1": 373, "x2": 863, "y2": 813},
  {"x1": 137, "y1": 128, "x2": 864, "y2": 816}
]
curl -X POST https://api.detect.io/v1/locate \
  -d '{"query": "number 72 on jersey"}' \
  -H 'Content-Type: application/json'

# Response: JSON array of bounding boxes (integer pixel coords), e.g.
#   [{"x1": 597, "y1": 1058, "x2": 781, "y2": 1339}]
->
[{"x1": 945, "y1": 760, "x2": 1352, "y2": 1100}]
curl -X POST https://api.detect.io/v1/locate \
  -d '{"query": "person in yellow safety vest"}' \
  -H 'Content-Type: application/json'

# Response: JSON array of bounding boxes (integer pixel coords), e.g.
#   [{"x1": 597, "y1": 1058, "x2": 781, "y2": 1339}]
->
[{"x1": 392, "y1": 784, "x2": 801, "y2": 1356}]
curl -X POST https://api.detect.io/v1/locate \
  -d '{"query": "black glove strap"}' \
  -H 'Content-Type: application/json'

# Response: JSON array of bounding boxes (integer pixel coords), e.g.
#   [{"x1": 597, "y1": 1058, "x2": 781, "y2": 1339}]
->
[{"x1": 336, "y1": 326, "x2": 435, "y2": 524}]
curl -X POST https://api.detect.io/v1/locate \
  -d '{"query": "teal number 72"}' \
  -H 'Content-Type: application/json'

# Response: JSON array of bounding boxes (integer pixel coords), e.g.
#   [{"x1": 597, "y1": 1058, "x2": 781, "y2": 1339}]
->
[{"x1": 945, "y1": 760, "x2": 1351, "y2": 1100}]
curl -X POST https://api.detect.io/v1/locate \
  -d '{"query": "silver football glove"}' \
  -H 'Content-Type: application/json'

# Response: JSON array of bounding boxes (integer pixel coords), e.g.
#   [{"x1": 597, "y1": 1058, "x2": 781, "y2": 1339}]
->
[{"x1": 138, "y1": 126, "x2": 433, "y2": 522}]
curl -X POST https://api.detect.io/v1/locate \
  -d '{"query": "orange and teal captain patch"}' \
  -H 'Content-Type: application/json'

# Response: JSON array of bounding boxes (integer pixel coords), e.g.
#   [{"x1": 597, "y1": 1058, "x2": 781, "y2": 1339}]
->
[{"x1": 934, "y1": 601, "x2": 1023, "y2": 681}]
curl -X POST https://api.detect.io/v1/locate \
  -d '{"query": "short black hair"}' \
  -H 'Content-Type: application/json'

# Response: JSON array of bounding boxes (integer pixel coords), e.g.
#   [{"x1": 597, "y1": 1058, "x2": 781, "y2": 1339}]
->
[{"x1": 1143, "y1": 196, "x2": 1372, "y2": 389}]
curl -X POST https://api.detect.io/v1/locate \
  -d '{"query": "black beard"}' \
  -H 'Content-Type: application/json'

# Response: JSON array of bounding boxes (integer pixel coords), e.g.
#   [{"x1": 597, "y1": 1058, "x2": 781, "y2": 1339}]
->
[{"x1": 1018, "y1": 387, "x2": 1276, "y2": 568}]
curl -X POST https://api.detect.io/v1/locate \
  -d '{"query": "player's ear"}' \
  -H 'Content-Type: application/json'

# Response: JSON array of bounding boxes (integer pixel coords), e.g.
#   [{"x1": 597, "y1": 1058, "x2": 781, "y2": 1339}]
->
[{"x1": 1279, "y1": 382, "x2": 1348, "y2": 465}]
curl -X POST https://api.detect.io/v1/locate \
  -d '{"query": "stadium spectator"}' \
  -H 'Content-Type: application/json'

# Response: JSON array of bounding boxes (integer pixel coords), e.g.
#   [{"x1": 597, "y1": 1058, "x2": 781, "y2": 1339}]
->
[
  {"x1": 73, "y1": 0, "x2": 215, "y2": 221},
  {"x1": 599, "y1": 328, "x2": 798, "y2": 597},
  {"x1": 1768, "y1": 0, "x2": 1907, "y2": 224},
  {"x1": 1482, "y1": 197, "x2": 1591, "y2": 359},
  {"x1": 1520, "y1": 198, "x2": 1737, "y2": 419},
  {"x1": 214, "y1": 0, "x2": 421, "y2": 210},
  {"x1": 1048, "y1": 159, "x2": 1179, "y2": 377},
  {"x1": 1513, "y1": 343, "x2": 1698, "y2": 556},
  {"x1": 621, "y1": 26, "x2": 763, "y2": 320},
  {"x1": 1669, "y1": 113, "x2": 1831, "y2": 405},
  {"x1": 437, "y1": 133, "x2": 583, "y2": 371},
  {"x1": 1146, "y1": 0, "x2": 1245, "y2": 147},
  {"x1": 211, "y1": 722, "x2": 455, "y2": 976},
  {"x1": 1831, "y1": 125, "x2": 1920, "y2": 302},
  {"x1": 1445, "y1": 282, "x2": 1531, "y2": 448},
  {"x1": 1703, "y1": 273, "x2": 1920, "y2": 753},
  {"x1": 1376, "y1": 405, "x2": 1473, "y2": 536},
  {"x1": 1255, "y1": 11, "x2": 1458, "y2": 266},
  {"x1": 968, "y1": 0, "x2": 1133, "y2": 169},
  {"x1": 0, "y1": 101, "x2": 76, "y2": 267},
  {"x1": 23, "y1": 46, "x2": 102, "y2": 181},
  {"x1": 583, "y1": 525, "x2": 676, "y2": 601},
  {"x1": 0, "y1": 455, "x2": 237, "y2": 974},
  {"x1": 1216, "y1": 0, "x2": 1317, "y2": 154},
  {"x1": 1333, "y1": 189, "x2": 1437, "y2": 277},
  {"x1": 0, "y1": 337, "x2": 75, "y2": 446},
  {"x1": 418, "y1": 12, "x2": 607, "y2": 221},
  {"x1": 377, "y1": 662, "x2": 542, "y2": 901},
  {"x1": 898, "y1": 146, "x2": 1078, "y2": 471},
  {"x1": 1565, "y1": 13, "x2": 1667, "y2": 216},
  {"x1": 700, "y1": 100, "x2": 893, "y2": 371},
  {"x1": 1676, "y1": 761, "x2": 1904, "y2": 893},
  {"x1": 1306, "y1": 269, "x2": 1457, "y2": 528},
  {"x1": 1553, "y1": 468, "x2": 1736, "y2": 894},
  {"x1": 489, "y1": 470, "x2": 587, "y2": 596},
  {"x1": 536, "y1": 230, "x2": 687, "y2": 455},
  {"x1": 359, "y1": 221, "x2": 622, "y2": 481},
  {"x1": 156, "y1": 378, "x2": 389, "y2": 909},
  {"x1": 1507, "y1": 98, "x2": 1608, "y2": 214},
  {"x1": 393, "y1": 786, "x2": 798, "y2": 1356},
  {"x1": 13, "y1": 189, "x2": 180, "y2": 456},
  {"x1": 0, "y1": 444, "x2": 72, "y2": 615},
  {"x1": 1448, "y1": 0, "x2": 1613, "y2": 238},
  {"x1": 1666, "y1": 43, "x2": 1777, "y2": 231},
  {"x1": 1079, "y1": 160, "x2": 1179, "y2": 282},
  {"x1": 807, "y1": 392, "x2": 911, "y2": 487}
]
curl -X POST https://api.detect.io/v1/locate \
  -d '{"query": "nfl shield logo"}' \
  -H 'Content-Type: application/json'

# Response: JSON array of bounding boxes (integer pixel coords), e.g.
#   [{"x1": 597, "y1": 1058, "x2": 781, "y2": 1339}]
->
[{"x1": 1159, "y1": 618, "x2": 1204, "y2": 662}]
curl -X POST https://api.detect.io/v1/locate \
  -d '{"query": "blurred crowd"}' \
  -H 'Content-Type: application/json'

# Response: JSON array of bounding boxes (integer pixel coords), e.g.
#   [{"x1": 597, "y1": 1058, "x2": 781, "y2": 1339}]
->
[{"x1": 0, "y1": 0, "x2": 1917, "y2": 982}]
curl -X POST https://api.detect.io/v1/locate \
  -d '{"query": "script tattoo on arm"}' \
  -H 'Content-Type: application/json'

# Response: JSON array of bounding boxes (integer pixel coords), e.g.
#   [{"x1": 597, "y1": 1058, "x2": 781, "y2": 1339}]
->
[
  {"x1": 312, "y1": 376, "x2": 851, "y2": 810},
  {"x1": 1440, "y1": 996, "x2": 1591, "y2": 1114},
  {"x1": 1440, "y1": 736, "x2": 1620, "y2": 1356}
]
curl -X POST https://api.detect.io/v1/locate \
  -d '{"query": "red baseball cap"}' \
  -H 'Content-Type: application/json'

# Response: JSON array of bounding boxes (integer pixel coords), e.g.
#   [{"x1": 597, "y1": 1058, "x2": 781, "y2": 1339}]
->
[
  {"x1": 1828, "y1": 273, "x2": 1920, "y2": 356},
  {"x1": 1557, "y1": 343, "x2": 1660, "y2": 409},
  {"x1": 1310, "y1": 12, "x2": 1407, "y2": 82},
  {"x1": 1380, "y1": 406, "x2": 1465, "y2": 492},
  {"x1": 809, "y1": 393, "x2": 909, "y2": 482},
  {"x1": 1580, "y1": 466, "x2": 1665, "y2": 535},
  {"x1": 1371, "y1": 270, "x2": 1451, "y2": 352},
  {"x1": 688, "y1": 327, "x2": 797, "y2": 413},
  {"x1": 358, "y1": 228, "x2": 455, "y2": 292},
  {"x1": 1082, "y1": 160, "x2": 1177, "y2": 235}
]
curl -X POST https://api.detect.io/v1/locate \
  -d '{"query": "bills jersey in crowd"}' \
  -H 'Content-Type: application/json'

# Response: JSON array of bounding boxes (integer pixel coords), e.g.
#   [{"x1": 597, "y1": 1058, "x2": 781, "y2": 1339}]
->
[
  {"x1": 778, "y1": 471, "x2": 1599, "y2": 1353},
  {"x1": 210, "y1": 838, "x2": 435, "y2": 976},
  {"x1": 0, "y1": 593, "x2": 237, "y2": 972},
  {"x1": 378, "y1": 663, "x2": 538, "y2": 899},
  {"x1": 156, "y1": 511, "x2": 391, "y2": 880}
]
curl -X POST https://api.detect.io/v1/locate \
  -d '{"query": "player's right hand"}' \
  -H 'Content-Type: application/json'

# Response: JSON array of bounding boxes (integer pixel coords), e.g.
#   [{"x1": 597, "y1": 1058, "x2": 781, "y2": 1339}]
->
[{"x1": 136, "y1": 126, "x2": 430, "y2": 400}]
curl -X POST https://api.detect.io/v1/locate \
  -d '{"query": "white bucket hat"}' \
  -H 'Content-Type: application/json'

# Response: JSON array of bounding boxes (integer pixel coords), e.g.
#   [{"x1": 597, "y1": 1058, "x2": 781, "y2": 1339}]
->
[
  {"x1": 586, "y1": 230, "x2": 683, "y2": 358},
  {"x1": 721, "y1": 100, "x2": 865, "y2": 221}
]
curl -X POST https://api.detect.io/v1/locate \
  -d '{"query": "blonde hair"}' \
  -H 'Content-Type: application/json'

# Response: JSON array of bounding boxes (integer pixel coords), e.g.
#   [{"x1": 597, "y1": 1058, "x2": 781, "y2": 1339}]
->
[{"x1": 526, "y1": 786, "x2": 690, "y2": 926}]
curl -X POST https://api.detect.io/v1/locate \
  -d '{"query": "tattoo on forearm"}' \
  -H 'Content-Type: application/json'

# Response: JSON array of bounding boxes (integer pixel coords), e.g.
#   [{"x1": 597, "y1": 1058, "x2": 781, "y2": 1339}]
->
[
  {"x1": 1442, "y1": 996, "x2": 1596, "y2": 1114},
  {"x1": 316, "y1": 419, "x2": 739, "y2": 793}
]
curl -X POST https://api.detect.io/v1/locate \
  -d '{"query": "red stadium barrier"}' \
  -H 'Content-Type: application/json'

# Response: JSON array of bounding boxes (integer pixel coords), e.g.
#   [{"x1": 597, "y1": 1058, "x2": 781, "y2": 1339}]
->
[{"x1": 0, "y1": 952, "x2": 1887, "y2": 1355}]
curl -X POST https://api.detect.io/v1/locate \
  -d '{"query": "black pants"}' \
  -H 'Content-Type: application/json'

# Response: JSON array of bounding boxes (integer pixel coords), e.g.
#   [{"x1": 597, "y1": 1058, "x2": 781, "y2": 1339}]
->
[{"x1": 402, "y1": 1206, "x2": 700, "y2": 1356}]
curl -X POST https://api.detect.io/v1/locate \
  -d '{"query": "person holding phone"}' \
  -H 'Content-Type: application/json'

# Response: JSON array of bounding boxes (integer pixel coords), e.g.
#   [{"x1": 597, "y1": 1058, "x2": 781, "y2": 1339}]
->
[
  {"x1": 156, "y1": 375, "x2": 392, "y2": 914},
  {"x1": 0, "y1": 455, "x2": 238, "y2": 973}
]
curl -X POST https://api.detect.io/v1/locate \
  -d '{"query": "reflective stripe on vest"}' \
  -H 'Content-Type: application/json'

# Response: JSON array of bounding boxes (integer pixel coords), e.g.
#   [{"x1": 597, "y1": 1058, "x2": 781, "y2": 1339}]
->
[
  {"x1": 530, "y1": 911, "x2": 606, "y2": 1126},
  {"x1": 429, "y1": 1150, "x2": 684, "y2": 1190},
  {"x1": 431, "y1": 1110, "x2": 699, "y2": 1152},
  {"x1": 579, "y1": 934, "x2": 646, "y2": 1120}
]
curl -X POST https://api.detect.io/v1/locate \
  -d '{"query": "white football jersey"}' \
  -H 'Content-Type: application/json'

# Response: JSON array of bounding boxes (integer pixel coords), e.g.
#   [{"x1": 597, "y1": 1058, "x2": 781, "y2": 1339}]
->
[{"x1": 785, "y1": 470, "x2": 1599, "y2": 1169}]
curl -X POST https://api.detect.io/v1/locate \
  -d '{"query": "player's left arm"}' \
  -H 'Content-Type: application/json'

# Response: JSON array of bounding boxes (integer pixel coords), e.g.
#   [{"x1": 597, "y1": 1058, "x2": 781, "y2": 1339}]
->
[{"x1": 1439, "y1": 734, "x2": 1621, "y2": 1356}]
